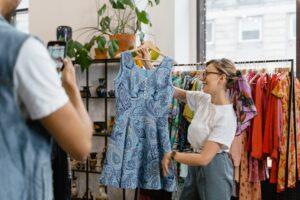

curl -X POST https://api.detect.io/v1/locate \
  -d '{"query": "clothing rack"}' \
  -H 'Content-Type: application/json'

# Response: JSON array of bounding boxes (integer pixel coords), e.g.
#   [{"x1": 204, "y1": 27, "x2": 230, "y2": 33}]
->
[
  {"x1": 171, "y1": 59, "x2": 294, "y2": 67},
  {"x1": 131, "y1": 59, "x2": 295, "y2": 200},
  {"x1": 170, "y1": 59, "x2": 297, "y2": 196}
]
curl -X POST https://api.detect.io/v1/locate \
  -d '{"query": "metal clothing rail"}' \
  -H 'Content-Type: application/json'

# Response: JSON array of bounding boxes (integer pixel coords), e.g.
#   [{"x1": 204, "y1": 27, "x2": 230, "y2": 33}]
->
[
  {"x1": 234, "y1": 59, "x2": 294, "y2": 64},
  {"x1": 171, "y1": 59, "x2": 294, "y2": 67}
]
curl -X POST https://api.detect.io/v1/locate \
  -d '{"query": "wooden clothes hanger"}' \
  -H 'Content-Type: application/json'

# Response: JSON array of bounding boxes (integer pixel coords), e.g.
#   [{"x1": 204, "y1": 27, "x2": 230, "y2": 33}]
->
[
  {"x1": 116, "y1": 41, "x2": 167, "y2": 62},
  {"x1": 131, "y1": 41, "x2": 167, "y2": 58}
]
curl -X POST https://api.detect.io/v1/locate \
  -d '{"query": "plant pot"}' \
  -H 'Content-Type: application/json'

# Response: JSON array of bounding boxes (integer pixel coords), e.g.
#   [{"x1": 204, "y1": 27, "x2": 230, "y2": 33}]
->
[
  {"x1": 95, "y1": 48, "x2": 108, "y2": 59},
  {"x1": 110, "y1": 34, "x2": 136, "y2": 52}
]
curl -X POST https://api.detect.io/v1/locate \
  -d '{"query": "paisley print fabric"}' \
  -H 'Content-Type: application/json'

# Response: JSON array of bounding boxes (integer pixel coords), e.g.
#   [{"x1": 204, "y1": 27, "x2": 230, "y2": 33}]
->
[{"x1": 99, "y1": 52, "x2": 176, "y2": 192}]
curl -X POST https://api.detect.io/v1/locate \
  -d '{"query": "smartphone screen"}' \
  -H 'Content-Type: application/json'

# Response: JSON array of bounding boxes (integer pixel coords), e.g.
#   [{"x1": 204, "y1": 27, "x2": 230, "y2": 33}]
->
[{"x1": 47, "y1": 41, "x2": 66, "y2": 75}]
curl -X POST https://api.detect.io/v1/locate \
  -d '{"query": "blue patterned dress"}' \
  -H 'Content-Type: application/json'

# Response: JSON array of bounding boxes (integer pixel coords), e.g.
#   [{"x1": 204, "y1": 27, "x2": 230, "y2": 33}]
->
[{"x1": 99, "y1": 52, "x2": 176, "y2": 192}]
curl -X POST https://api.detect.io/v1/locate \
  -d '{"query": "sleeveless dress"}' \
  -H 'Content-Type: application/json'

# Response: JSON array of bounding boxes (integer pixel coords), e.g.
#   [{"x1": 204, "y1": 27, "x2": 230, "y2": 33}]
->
[{"x1": 99, "y1": 51, "x2": 176, "y2": 192}]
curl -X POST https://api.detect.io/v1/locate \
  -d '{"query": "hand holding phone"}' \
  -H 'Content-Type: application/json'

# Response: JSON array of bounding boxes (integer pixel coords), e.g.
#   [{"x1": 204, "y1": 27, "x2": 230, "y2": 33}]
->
[{"x1": 47, "y1": 41, "x2": 67, "y2": 75}]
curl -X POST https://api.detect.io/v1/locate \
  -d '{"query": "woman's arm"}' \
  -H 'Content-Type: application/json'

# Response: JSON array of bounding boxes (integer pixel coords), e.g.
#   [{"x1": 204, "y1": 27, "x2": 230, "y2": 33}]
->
[
  {"x1": 162, "y1": 141, "x2": 222, "y2": 176},
  {"x1": 173, "y1": 87, "x2": 187, "y2": 102}
]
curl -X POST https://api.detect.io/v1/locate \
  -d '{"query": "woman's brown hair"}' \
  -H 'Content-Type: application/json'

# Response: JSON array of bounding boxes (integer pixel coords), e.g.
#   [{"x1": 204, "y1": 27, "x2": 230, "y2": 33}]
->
[{"x1": 206, "y1": 58, "x2": 238, "y2": 90}]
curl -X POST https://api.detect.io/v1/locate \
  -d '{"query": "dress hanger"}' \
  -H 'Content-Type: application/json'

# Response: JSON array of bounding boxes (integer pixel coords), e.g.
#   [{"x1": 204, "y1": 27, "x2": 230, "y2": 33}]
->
[
  {"x1": 130, "y1": 41, "x2": 167, "y2": 58},
  {"x1": 116, "y1": 41, "x2": 167, "y2": 62}
]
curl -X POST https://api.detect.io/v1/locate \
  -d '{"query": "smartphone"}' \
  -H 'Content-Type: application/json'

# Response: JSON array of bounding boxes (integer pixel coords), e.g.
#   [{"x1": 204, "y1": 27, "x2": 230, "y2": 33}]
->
[{"x1": 47, "y1": 41, "x2": 67, "y2": 75}]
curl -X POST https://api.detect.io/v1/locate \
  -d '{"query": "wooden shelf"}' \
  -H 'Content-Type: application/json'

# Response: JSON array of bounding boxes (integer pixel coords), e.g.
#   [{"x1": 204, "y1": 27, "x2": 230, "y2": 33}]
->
[
  {"x1": 72, "y1": 169, "x2": 102, "y2": 174},
  {"x1": 92, "y1": 58, "x2": 120, "y2": 63},
  {"x1": 93, "y1": 132, "x2": 111, "y2": 137},
  {"x1": 74, "y1": 58, "x2": 120, "y2": 66}
]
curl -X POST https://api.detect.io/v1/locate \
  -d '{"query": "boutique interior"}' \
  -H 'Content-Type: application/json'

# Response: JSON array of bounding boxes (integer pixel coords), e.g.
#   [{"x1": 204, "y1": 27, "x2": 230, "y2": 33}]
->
[{"x1": 10, "y1": 0, "x2": 300, "y2": 199}]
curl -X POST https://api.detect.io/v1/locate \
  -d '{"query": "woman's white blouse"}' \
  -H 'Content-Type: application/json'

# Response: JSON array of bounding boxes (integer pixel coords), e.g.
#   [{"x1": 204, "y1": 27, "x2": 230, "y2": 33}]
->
[{"x1": 186, "y1": 91, "x2": 237, "y2": 153}]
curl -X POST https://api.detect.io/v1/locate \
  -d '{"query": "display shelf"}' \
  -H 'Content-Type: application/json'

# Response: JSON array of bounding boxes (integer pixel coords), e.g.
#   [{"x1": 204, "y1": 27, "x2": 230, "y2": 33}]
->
[
  {"x1": 74, "y1": 58, "x2": 120, "y2": 66},
  {"x1": 93, "y1": 132, "x2": 111, "y2": 137},
  {"x1": 75, "y1": 57, "x2": 116, "y2": 196},
  {"x1": 92, "y1": 58, "x2": 120, "y2": 64},
  {"x1": 72, "y1": 169, "x2": 102, "y2": 174}
]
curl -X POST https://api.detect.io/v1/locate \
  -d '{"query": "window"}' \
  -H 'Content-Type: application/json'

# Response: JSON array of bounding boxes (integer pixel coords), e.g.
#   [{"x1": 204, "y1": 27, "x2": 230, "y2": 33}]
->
[
  {"x1": 12, "y1": 0, "x2": 29, "y2": 33},
  {"x1": 290, "y1": 13, "x2": 296, "y2": 39},
  {"x1": 239, "y1": 16, "x2": 262, "y2": 42},
  {"x1": 206, "y1": 21, "x2": 214, "y2": 45},
  {"x1": 205, "y1": 0, "x2": 295, "y2": 61}
]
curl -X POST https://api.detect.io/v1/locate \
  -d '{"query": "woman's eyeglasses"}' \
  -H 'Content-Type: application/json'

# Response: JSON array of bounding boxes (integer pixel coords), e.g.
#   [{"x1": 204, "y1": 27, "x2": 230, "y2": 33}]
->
[{"x1": 202, "y1": 71, "x2": 223, "y2": 80}]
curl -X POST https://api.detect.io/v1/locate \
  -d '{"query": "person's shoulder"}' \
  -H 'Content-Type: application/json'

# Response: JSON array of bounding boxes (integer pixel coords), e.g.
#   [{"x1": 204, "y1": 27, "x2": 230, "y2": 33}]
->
[
  {"x1": 18, "y1": 36, "x2": 50, "y2": 64},
  {"x1": 21, "y1": 36, "x2": 45, "y2": 50}
]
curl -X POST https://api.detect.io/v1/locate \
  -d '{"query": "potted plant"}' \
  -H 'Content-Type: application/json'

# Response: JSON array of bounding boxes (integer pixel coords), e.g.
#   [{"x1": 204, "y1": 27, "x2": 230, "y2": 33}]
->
[{"x1": 68, "y1": 0, "x2": 160, "y2": 71}]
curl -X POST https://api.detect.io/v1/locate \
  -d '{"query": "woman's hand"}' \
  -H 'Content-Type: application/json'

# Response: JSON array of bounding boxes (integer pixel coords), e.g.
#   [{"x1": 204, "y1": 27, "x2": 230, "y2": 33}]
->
[
  {"x1": 136, "y1": 48, "x2": 154, "y2": 69},
  {"x1": 162, "y1": 151, "x2": 172, "y2": 177},
  {"x1": 61, "y1": 58, "x2": 78, "y2": 94}
]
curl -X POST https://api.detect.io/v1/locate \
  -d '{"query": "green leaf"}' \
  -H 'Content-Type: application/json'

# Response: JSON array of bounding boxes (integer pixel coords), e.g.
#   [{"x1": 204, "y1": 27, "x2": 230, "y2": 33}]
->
[
  {"x1": 123, "y1": 0, "x2": 134, "y2": 8},
  {"x1": 67, "y1": 40, "x2": 84, "y2": 58},
  {"x1": 67, "y1": 40, "x2": 76, "y2": 58},
  {"x1": 148, "y1": 0, "x2": 153, "y2": 7},
  {"x1": 108, "y1": 40, "x2": 119, "y2": 58},
  {"x1": 75, "y1": 48, "x2": 92, "y2": 72},
  {"x1": 83, "y1": 36, "x2": 96, "y2": 52},
  {"x1": 111, "y1": 39, "x2": 119, "y2": 51},
  {"x1": 98, "y1": 4, "x2": 107, "y2": 16},
  {"x1": 73, "y1": 41, "x2": 84, "y2": 50},
  {"x1": 131, "y1": 52, "x2": 137, "y2": 57},
  {"x1": 136, "y1": 9, "x2": 150, "y2": 24},
  {"x1": 96, "y1": 36, "x2": 107, "y2": 53},
  {"x1": 100, "y1": 16, "x2": 111, "y2": 32},
  {"x1": 155, "y1": 0, "x2": 160, "y2": 5},
  {"x1": 110, "y1": 0, "x2": 126, "y2": 9}
]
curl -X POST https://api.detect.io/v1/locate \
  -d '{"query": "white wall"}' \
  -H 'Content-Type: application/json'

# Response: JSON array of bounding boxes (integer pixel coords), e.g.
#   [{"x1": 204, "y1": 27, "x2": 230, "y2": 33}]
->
[
  {"x1": 148, "y1": 0, "x2": 197, "y2": 63},
  {"x1": 147, "y1": 1, "x2": 175, "y2": 58},
  {"x1": 30, "y1": 0, "x2": 99, "y2": 43},
  {"x1": 30, "y1": 0, "x2": 196, "y2": 63}
]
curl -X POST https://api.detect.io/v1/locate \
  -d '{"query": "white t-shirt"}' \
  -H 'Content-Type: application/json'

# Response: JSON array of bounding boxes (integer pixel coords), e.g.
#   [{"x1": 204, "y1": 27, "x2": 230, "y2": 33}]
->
[
  {"x1": 13, "y1": 37, "x2": 68, "y2": 120},
  {"x1": 186, "y1": 91, "x2": 237, "y2": 153}
]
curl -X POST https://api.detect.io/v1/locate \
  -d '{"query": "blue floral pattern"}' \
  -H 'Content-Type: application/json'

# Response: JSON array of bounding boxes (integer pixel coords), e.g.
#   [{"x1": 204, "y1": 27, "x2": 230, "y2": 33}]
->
[{"x1": 99, "y1": 52, "x2": 176, "y2": 192}]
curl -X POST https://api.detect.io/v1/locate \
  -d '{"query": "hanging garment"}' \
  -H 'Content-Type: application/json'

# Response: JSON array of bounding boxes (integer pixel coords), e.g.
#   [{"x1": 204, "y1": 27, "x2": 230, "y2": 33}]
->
[
  {"x1": 251, "y1": 74, "x2": 270, "y2": 159},
  {"x1": 100, "y1": 52, "x2": 176, "y2": 192},
  {"x1": 295, "y1": 79, "x2": 300, "y2": 180},
  {"x1": 251, "y1": 75, "x2": 264, "y2": 159},
  {"x1": 262, "y1": 74, "x2": 282, "y2": 183},
  {"x1": 272, "y1": 74, "x2": 296, "y2": 192},
  {"x1": 169, "y1": 74, "x2": 182, "y2": 150},
  {"x1": 239, "y1": 131, "x2": 261, "y2": 200},
  {"x1": 230, "y1": 73, "x2": 257, "y2": 136}
]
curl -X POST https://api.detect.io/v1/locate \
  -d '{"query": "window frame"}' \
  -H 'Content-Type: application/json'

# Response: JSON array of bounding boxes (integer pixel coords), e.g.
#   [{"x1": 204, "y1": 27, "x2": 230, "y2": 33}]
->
[
  {"x1": 198, "y1": 0, "x2": 299, "y2": 78},
  {"x1": 238, "y1": 16, "x2": 263, "y2": 43},
  {"x1": 12, "y1": 7, "x2": 29, "y2": 33}
]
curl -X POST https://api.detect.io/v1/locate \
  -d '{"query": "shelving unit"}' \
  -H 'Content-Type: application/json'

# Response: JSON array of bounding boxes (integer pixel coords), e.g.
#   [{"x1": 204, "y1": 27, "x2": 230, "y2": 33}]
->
[{"x1": 72, "y1": 58, "x2": 120, "y2": 200}]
